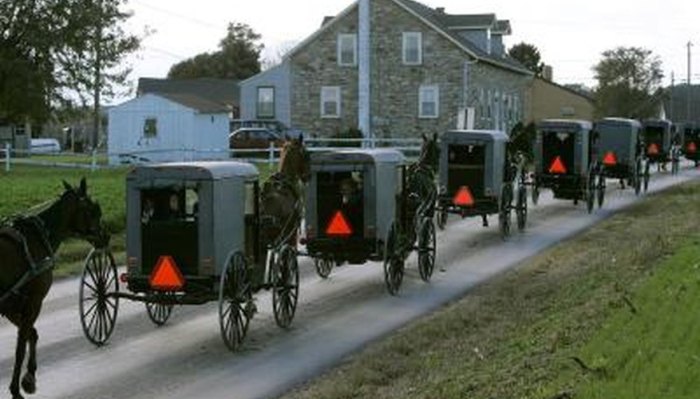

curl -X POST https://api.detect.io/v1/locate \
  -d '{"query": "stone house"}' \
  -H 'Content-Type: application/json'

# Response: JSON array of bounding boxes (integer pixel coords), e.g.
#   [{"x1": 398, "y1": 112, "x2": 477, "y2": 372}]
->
[{"x1": 240, "y1": 0, "x2": 533, "y2": 140}]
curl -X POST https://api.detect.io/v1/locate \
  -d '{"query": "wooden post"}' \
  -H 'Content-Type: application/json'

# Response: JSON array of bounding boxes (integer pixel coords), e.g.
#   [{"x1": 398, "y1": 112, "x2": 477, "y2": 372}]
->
[{"x1": 91, "y1": 149, "x2": 97, "y2": 172}]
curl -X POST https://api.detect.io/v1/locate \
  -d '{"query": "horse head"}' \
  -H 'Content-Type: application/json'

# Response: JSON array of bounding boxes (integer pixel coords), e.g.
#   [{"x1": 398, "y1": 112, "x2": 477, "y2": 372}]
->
[
  {"x1": 279, "y1": 134, "x2": 311, "y2": 184},
  {"x1": 419, "y1": 133, "x2": 440, "y2": 173},
  {"x1": 59, "y1": 178, "x2": 109, "y2": 248}
]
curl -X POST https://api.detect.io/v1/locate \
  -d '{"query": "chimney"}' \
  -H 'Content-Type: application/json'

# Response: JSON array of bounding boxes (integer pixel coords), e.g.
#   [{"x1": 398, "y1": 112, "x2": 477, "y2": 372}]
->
[
  {"x1": 543, "y1": 65, "x2": 553, "y2": 81},
  {"x1": 436, "y1": 7, "x2": 445, "y2": 14}
]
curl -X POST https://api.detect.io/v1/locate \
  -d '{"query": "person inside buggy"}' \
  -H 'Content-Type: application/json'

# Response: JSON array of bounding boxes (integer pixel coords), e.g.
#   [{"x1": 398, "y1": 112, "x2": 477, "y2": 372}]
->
[{"x1": 140, "y1": 188, "x2": 199, "y2": 224}]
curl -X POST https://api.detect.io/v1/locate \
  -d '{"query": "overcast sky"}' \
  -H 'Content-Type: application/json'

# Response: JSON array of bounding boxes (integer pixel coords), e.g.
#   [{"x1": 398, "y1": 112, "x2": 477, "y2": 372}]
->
[{"x1": 120, "y1": 0, "x2": 697, "y2": 102}]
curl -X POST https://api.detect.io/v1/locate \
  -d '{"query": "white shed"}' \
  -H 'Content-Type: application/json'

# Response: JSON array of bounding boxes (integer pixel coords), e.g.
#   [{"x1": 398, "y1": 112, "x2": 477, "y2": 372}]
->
[{"x1": 108, "y1": 93, "x2": 230, "y2": 165}]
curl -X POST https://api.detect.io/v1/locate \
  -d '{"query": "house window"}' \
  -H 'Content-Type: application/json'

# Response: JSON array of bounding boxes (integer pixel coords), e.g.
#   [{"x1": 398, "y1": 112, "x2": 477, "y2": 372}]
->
[
  {"x1": 402, "y1": 32, "x2": 422, "y2": 65},
  {"x1": 321, "y1": 86, "x2": 341, "y2": 118},
  {"x1": 419, "y1": 85, "x2": 439, "y2": 118},
  {"x1": 257, "y1": 87, "x2": 275, "y2": 119},
  {"x1": 143, "y1": 118, "x2": 157, "y2": 138},
  {"x1": 337, "y1": 34, "x2": 357, "y2": 66}
]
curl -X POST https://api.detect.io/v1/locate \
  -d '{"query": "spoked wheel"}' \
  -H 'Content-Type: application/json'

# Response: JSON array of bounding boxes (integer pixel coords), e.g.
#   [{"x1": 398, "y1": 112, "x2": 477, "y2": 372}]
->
[
  {"x1": 79, "y1": 248, "x2": 119, "y2": 347},
  {"x1": 516, "y1": 185, "x2": 528, "y2": 232},
  {"x1": 643, "y1": 161, "x2": 651, "y2": 192},
  {"x1": 145, "y1": 294, "x2": 174, "y2": 326},
  {"x1": 499, "y1": 184, "x2": 513, "y2": 239},
  {"x1": 597, "y1": 173, "x2": 606, "y2": 209},
  {"x1": 586, "y1": 169, "x2": 596, "y2": 214},
  {"x1": 219, "y1": 251, "x2": 252, "y2": 351},
  {"x1": 383, "y1": 222, "x2": 405, "y2": 296},
  {"x1": 417, "y1": 217, "x2": 436, "y2": 282},
  {"x1": 272, "y1": 245, "x2": 299, "y2": 329},
  {"x1": 531, "y1": 183, "x2": 540, "y2": 206},
  {"x1": 634, "y1": 158, "x2": 643, "y2": 196},
  {"x1": 314, "y1": 257, "x2": 333, "y2": 279},
  {"x1": 436, "y1": 208, "x2": 447, "y2": 231}
]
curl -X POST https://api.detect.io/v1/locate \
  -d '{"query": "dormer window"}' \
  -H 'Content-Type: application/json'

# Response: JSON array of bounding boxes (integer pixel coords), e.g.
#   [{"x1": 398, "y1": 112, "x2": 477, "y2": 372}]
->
[
  {"x1": 337, "y1": 34, "x2": 357, "y2": 66},
  {"x1": 402, "y1": 32, "x2": 422, "y2": 65}
]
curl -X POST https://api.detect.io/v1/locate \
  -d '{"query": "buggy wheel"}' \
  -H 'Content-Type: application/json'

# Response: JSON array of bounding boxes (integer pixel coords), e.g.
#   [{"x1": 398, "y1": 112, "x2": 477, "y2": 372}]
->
[
  {"x1": 516, "y1": 185, "x2": 528, "y2": 232},
  {"x1": 584, "y1": 167, "x2": 596, "y2": 213},
  {"x1": 272, "y1": 245, "x2": 299, "y2": 329},
  {"x1": 219, "y1": 251, "x2": 252, "y2": 351},
  {"x1": 597, "y1": 174, "x2": 606, "y2": 209},
  {"x1": 634, "y1": 158, "x2": 642, "y2": 196},
  {"x1": 436, "y1": 208, "x2": 447, "y2": 231},
  {"x1": 531, "y1": 183, "x2": 540, "y2": 205},
  {"x1": 314, "y1": 257, "x2": 333, "y2": 279},
  {"x1": 643, "y1": 161, "x2": 651, "y2": 192},
  {"x1": 79, "y1": 248, "x2": 119, "y2": 347},
  {"x1": 145, "y1": 294, "x2": 174, "y2": 326},
  {"x1": 383, "y1": 223, "x2": 404, "y2": 296},
  {"x1": 417, "y1": 217, "x2": 436, "y2": 282},
  {"x1": 498, "y1": 184, "x2": 512, "y2": 239}
]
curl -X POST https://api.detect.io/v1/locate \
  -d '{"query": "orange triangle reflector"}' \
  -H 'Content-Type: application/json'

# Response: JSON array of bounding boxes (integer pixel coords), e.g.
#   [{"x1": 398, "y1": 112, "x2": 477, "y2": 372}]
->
[
  {"x1": 548, "y1": 156, "x2": 567, "y2": 174},
  {"x1": 326, "y1": 211, "x2": 353, "y2": 236},
  {"x1": 648, "y1": 143, "x2": 660, "y2": 155},
  {"x1": 149, "y1": 256, "x2": 185, "y2": 291},
  {"x1": 603, "y1": 151, "x2": 618, "y2": 166},
  {"x1": 688, "y1": 142, "x2": 697, "y2": 153},
  {"x1": 453, "y1": 186, "x2": 475, "y2": 207}
]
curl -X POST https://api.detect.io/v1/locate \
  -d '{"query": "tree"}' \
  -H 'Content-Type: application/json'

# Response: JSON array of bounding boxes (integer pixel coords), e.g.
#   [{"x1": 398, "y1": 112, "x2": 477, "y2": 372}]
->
[
  {"x1": 0, "y1": 0, "x2": 140, "y2": 135},
  {"x1": 593, "y1": 47, "x2": 663, "y2": 119},
  {"x1": 168, "y1": 22, "x2": 263, "y2": 80},
  {"x1": 508, "y1": 42, "x2": 545, "y2": 76}
]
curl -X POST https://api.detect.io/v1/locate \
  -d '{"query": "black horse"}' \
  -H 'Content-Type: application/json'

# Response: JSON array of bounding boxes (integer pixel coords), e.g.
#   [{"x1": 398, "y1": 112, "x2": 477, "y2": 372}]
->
[
  {"x1": 406, "y1": 133, "x2": 440, "y2": 219},
  {"x1": 0, "y1": 178, "x2": 106, "y2": 399}
]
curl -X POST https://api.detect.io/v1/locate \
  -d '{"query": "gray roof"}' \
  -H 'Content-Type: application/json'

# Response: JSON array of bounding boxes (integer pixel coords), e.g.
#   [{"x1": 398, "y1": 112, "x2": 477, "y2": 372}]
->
[
  {"x1": 311, "y1": 149, "x2": 406, "y2": 165},
  {"x1": 443, "y1": 129, "x2": 509, "y2": 143},
  {"x1": 438, "y1": 13, "x2": 495, "y2": 28},
  {"x1": 538, "y1": 119, "x2": 593, "y2": 131},
  {"x1": 321, "y1": 16, "x2": 335, "y2": 27},
  {"x1": 128, "y1": 161, "x2": 259, "y2": 182},
  {"x1": 642, "y1": 119, "x2": 673, "y2": 128},
  {"x1": 158, "y1": 93, "x2": 230, "y2": 114},
  {"x1": 596, "y1": 118, "x2": 642, "y2": 129},
  {"x1": 394, "y1": 0, "x2": 530, "y2": 74},
  {"x1": 138, "y1": 77, "x2": 240, "y2": 109}
]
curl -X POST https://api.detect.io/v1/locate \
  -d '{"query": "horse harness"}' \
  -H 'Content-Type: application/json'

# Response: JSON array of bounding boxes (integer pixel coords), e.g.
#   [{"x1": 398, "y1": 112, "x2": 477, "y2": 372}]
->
[{"x1": 0, "y1": 216, "x2": 56, "y2": 306}]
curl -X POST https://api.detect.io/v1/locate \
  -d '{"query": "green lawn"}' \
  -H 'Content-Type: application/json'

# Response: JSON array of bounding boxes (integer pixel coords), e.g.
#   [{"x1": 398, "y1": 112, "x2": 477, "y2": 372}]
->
[
  {"x1": 284, "y1": 182, "x2": 700, "y2": 399},
  {"x1": 1, "y1": 162, "x2": 276, "y2": 276},
  {"x1": 572, "y1": 240, "x2": 700, "y2": 399}
]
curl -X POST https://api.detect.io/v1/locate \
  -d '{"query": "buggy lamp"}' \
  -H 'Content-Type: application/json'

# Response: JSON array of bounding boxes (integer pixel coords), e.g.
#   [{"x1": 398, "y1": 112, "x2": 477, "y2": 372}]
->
[
  {"x1": 200, "y1": 257, "x2": 214, "y2": 275},
  {"x1": 365, "y1": 225, "x2": 376, "y2": 238},
  {"x1": 484, "y1": 187, "x2": 493, "y2": 197},
  {"x1": 119, "y1": 273, "x2": 129, "y2": 283},
  {"x1": 688, "y1": 142, "x2": 697, "y2": 153},
  {"x1": 127, "y1": 256, "x2": 138, "y2": 276}
]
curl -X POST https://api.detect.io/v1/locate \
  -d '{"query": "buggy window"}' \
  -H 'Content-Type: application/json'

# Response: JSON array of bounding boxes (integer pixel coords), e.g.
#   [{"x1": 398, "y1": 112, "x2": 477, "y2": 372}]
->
[
  {"x1": 644, "y1": 126, "x2": 664, "y2": 144},
  {"x1": 317, "y1": 170, "x2": 364, "y2": 238},
  {"x1": 141, "y1": 186, "x2": 199, "y2": 224}
]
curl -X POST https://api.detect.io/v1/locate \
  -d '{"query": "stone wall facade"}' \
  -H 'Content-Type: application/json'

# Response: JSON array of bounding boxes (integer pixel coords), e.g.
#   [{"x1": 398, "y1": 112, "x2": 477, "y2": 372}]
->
[{"x1": 289, "y1": 0, "x2": 532, "y2": 139}]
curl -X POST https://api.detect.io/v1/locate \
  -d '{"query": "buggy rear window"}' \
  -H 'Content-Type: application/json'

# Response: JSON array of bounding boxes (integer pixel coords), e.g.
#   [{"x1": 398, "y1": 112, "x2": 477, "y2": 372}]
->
[{"x1": 141, "y1": 187, "x2": 199, "y2": 224}]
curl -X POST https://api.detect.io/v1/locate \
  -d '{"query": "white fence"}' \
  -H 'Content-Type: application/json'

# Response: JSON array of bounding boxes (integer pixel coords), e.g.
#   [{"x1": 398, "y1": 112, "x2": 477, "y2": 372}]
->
[{"x1": 1, "y1": 138, "x2": 424, "y2": 172}]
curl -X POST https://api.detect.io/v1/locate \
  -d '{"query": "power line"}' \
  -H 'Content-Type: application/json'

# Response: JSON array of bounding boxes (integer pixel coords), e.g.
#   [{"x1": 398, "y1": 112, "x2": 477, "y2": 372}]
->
[{"x1": 132, "y1": 0, "x2": 226, "y2": 31}]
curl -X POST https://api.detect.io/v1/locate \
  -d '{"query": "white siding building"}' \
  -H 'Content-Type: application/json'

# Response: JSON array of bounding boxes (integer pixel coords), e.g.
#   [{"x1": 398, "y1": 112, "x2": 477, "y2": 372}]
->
[{"x1": 108, "y1": 93, "x2": 230, "y2": 165}]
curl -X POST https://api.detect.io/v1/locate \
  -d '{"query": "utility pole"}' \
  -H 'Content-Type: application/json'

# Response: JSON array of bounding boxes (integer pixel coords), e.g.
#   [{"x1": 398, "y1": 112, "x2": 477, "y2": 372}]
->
[
  {"x1": 92, "y1": 0, "x2": 103, "y2": 151},
  {"x1": 687, "y1": 41, "x2": 693, "y2": 121},
  {"x1": 670, "y1": 71, "x2": 674, "y2": 120}
]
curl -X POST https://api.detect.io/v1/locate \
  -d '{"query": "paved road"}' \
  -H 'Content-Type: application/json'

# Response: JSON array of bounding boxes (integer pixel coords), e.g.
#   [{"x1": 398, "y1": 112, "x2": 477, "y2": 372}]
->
[{"x1": 1, "y1": 166, "x2": 698, "y2": 399}]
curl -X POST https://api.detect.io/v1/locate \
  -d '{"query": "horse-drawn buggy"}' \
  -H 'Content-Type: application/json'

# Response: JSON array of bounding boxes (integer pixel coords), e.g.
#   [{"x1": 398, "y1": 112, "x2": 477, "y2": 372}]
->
[
  {"x1": 435, "y1": 130, "x2": 528, "y2": 237},
  {"x1": 681, "y1": 122, "x2": 700, "y2": 167},
  {"x1": 532, "y1": 120, "x2": 603, "y2": 212},
  {"x1": 303, "y1": 147, "x2": 437, "y2": 295},
  {"x1": 594, "y1": 118, "x2": 648, "y2": 194},
  {"x1": 79, "y1": 162, "x2": 300, "y2": 351},
  {"x1": 641, "y1": 119, "x2": 676, "y2": 173}
]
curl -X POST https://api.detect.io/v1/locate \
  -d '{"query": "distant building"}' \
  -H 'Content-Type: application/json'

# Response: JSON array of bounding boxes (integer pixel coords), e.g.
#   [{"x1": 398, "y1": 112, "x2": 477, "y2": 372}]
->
[
  {"x1": 137, "y1": 78, "x2": 241, "y2": 118},
  {"x1": 107, "y1": 93, "x2": 230, "y2": 165},
  {"x1": 526, "y1": 77, "x2": 595, "y2": 123},
  {"x1": 0, "y1": 120, "x2": 31, "y2": 156},
  {"x1": 240, "y1": 0, "x2": 533, "y2": 139},
  {"x1": 664, "y1": 84, "x2": 700, "y2": 123}
]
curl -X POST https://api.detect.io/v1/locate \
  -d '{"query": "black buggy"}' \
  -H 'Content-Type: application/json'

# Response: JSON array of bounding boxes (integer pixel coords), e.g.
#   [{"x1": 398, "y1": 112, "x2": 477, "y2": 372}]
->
[
  {"x1": 642, "y1": 119, "x2": 676, "y2": 173},
  {"x1": 303, "y1": 149, "x2": 437, "y2": 295},
  {"x1": 435, "y1": 130, "x2": 528, "y2": 237},
  {"x1": 594, "y1": 118, "x2": 648, "y2": 194},
  {"x1": 532, "y1": 119, "x2": 603, "y2": 212},
  {"x1": 78, "y1": 162, "x2": 300, "y2": 351},
  {"x1": 681, "y1": 122, "x2": 700, "y2": 167}
]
